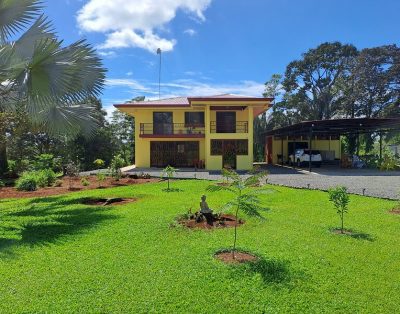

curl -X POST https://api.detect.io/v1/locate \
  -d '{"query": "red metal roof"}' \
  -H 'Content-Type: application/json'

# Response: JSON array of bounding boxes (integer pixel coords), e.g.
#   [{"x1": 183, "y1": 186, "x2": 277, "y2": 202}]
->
[{"x1": 114, "y1": 94, "x2": 273, "y2": 108}]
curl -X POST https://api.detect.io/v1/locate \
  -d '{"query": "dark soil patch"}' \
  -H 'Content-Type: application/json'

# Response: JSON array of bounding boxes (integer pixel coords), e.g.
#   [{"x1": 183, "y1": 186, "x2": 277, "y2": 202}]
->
[
  {"x1": 215, "y1": 251, "x2": 259, "y2": 264},
  {"x1": 0, "y1": 176, "x2": 159, "y2": 199},
  {"x1": 179, "y1": 214, "x2": 244, "y2": 229},
  {"x1": 81, "y1": 197, "x2": 137, "y2": 206},
  {"x1": 332, "y1": 229, "x2": 354, "y2": 236},
  {"x1": 389, "y1": 208, "x2": 400, "y2": 215}
]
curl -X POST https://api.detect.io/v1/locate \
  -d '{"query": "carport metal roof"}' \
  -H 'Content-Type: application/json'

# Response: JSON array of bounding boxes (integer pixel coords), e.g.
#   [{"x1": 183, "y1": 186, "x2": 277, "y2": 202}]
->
[{"x1": 264, "y1": 118, "x2": 400, "y2": 136}]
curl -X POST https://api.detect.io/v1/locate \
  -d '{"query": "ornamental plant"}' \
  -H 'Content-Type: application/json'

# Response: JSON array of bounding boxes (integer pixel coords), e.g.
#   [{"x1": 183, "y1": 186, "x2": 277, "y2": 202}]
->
[
  {"x1": 96, "y1": 172, "x2": 106, "y2": 188},
  {"x1": 206, "y1": 168, "x2": 269, "y2": 259},
  {"x1": 328, "y1": 186, "x2": 350, "y2": 234},
  {"x1": 93, "y1": 159, "x2": 105, "y2": 169},
  {"x1": 162, "y1": 165, "x2": 176, "y2": 191},
  {"x1": 110, "y1": 155, "x2": 125, "y2": 181}
]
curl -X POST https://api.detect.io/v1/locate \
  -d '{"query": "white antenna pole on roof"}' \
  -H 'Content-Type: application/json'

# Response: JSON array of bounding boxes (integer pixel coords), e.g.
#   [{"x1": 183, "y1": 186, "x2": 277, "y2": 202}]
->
[{"x1": 157, "y1": 48, "x2": 162, "y2": 99}]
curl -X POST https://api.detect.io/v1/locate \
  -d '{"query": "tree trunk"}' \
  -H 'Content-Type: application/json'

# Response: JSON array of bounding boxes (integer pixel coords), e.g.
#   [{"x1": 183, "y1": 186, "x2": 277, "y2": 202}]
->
[{"x1": 0, "y1": 132, "x2": 7, "y2": 176}]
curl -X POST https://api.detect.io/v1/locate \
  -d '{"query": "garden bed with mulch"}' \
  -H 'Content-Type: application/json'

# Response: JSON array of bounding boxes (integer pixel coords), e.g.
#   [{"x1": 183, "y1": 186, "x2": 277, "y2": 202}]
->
[
  {"x1": 389, "y1": 208, "x2": 400, "y2": 215},
  {"x1": 0, "y1": 176, "x2": 159, "y2": 199},
  {"x1": 178, "y1": 214, "x2": 244, "y2": 229},
  {"x1": 81, "y1": 197, "x2": 137, "y2": 206},
  {"x1": 215, "y1": 250, "x2": 259, "y2": 264}
]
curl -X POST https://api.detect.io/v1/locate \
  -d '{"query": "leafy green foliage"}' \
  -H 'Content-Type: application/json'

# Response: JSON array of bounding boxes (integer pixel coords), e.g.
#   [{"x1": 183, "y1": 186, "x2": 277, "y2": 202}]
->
[
  {"x1": 32, "y1": 154, "x2": 61, "y2": 172},
  {"x1": 110, "y1": 154, "x2": 125, "y2": 181},
  {"x1": 207, "y1": 168, "x2": 269, "y2": 258},
  {"x1": 15, "y1": 171, "x2": 38, "y2": 191},
  {"x1": 93, "y1": 159, "x2": 105, "y2": 169},
  {"x1": 0, "y1": 179, "x2": 5, "y2": 188},
  {"x1": 36, "y1": 169, "x2": 57, "y2": 187},
  {"x1": 162, "y1": 165, "x2": 176, "y2": 191},
  {"x1": 14, "y1": 169, "x2": 56, "y2": 190},
  {"x1": 328, "y1": 186, "x2": 350, "y2": 233},
  {"x1": 81, "y1": 177, "x2": 90, "y2": 187},
  {"x1": 379, "y1": 154, "x2": 400, "y2": 171},
  {"x1": 96, "y1": 172, "x2": 106, "y2": 188}
]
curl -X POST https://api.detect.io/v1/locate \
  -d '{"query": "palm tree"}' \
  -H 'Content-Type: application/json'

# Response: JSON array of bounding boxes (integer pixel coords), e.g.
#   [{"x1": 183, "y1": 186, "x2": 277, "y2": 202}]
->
[
  {"x1": 206, "y1": 169, "x2": 269, "y2": 259},
  {"x1": 0, "y1": 0, "x2": 106, "y2": 174}
]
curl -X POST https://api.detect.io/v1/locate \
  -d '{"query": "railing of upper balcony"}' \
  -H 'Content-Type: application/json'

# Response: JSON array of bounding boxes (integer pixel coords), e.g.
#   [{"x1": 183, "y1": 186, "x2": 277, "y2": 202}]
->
[
  {"x1": 210, "y1": 121, "x2": 248, "y2": 133},
  {"x1": 140, "y1": 123, "x2": 205, "y2": 136}
]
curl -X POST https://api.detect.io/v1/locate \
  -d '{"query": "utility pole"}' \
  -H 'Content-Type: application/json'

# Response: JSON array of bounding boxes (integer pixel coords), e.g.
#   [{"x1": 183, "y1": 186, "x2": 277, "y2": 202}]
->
[{"x1": 156, "y1": 48, "x2": 162, "y2": 99}]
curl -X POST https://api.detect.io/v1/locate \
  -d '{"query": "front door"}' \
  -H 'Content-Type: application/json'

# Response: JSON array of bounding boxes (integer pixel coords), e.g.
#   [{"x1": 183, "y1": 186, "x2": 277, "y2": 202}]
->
[
  {"x1": 153, "y1": 112, "x2": 173, "y2": 135},
  {"x1": 216, "y1": 112, "x2": 236, "y2": 133},
  {"x1": 222, "y1": 140, "x2": 237, "y2": 169}
]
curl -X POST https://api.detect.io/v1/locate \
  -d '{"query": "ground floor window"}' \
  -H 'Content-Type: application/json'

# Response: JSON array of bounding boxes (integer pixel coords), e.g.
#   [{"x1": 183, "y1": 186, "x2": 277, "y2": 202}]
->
[
  {"x1": 150, "y1": 141, "x2": 199, "y2": 167},
  {"x1": 211, "y1": 140, "x2": 248, "y2": 156}
]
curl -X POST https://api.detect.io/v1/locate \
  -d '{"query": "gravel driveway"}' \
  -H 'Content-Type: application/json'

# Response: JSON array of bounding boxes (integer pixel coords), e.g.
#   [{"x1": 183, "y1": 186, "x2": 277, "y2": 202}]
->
[{"x1": 125, "y1": 165, "x2": 400, "y2": 200}]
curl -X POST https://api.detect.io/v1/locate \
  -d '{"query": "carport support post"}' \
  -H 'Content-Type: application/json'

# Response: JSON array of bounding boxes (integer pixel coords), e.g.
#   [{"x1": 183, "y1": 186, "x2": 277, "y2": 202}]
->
[
  {"x1": 281, "y1": 137, "x2": 284, "y2": 166},
  {"x1": 309, "y1": 125, "x2": 313, "y2": 172}
]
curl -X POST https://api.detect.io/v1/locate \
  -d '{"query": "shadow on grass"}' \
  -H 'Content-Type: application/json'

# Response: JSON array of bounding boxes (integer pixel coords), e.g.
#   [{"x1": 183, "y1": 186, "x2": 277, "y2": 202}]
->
[
  {"x1": 0, "y1": 200, "x2": 118, "y2": 258},
  {"x1": 162, "y1": 188, "x2": 184, "y2": 192},
  {"x1": 226, "y1": 253, "x2": 306, "y2": 287},
  {"x1": 330, "y1": 228, "x2": 375, "y2": 241}
]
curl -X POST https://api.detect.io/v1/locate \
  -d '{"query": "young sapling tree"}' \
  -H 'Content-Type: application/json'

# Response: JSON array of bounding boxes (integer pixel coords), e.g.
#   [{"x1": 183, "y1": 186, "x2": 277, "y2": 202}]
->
[
  {"x1": 207, "y1": 168, "x2": 269, "y2": 259},
  {"x1": 162, "y1": 165, "x2": 177, "y2": 191},
  {"x1": 328, "y1": 186, "x2": 350, "y2": 233}
]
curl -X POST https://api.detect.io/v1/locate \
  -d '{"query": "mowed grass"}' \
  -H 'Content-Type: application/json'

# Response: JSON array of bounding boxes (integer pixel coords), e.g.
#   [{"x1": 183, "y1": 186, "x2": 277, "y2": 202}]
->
[{"x1": 0, "y1": 180, "x2": 398, "y2": 313}]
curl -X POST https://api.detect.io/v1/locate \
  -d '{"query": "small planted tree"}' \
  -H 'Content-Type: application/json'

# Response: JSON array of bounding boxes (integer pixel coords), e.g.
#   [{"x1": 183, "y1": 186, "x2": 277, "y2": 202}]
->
[
  {"x1": 110, "y1": 155, "x2": 125, "y2": 181},
  {"x1": 162, "y1": 165, "x2": 176, "y2": 191},
  {"x1": 96, "y1": 172, "x2": 106, "y2": 188},
  {"x1": 65, "y1": 161, "x2": 80, "y2": 190},
  {"x1": 207, "y1": 168, "x2": 269, "y2": 259},
  {"x1": 93, "y1": 159, "x2": 105, "y2": 169},
  {"x1": 328, "y1": 186, "x2": 350, "y2": 234}
]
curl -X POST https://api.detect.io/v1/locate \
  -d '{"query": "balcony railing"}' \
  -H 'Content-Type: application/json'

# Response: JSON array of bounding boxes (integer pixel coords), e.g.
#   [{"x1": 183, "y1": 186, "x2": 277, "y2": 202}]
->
[
  {"x1": 140, "y1": 123, "x2": 205, "y2": 137},
  {"x1": 210, "y1": 121, "x2": 248, "y2": 133}
]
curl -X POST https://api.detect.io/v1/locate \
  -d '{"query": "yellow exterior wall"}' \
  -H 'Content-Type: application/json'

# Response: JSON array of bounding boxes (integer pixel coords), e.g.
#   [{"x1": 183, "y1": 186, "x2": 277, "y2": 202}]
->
[
  {"x1": 119, "y1": 103, "x2": 262, "y2": 170},
  {"x1": 270, "y1": 137, "x2": 341, "y2": 164}
]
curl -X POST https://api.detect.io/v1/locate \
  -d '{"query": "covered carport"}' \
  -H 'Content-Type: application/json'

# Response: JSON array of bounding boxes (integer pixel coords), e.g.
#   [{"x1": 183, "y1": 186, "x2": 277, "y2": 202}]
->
[{"x1": 264, "y1": 118, "x2": 400, "y2": 172}]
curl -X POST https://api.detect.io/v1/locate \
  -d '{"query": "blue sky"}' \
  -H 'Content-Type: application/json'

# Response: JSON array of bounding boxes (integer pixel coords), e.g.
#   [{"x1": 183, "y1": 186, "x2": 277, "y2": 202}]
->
[{"x1": 44, "y1": 0, "x2": 400, "y2": 116}]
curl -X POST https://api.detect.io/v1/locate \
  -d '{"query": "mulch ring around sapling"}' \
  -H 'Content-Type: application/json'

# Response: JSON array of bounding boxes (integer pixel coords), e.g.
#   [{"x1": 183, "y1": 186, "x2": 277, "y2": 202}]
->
[
  {"x1": 214, "y1": 250, "x2": 259, "y2": 264},
  {"x1": 178, "y1": 212, "x2": 244, "y2": 229},
  {"x1": 81, "y1": 197, "x2": 137, "y2": 206},
  {"x1": 389, "y1": 208, "x2": 400, "y2": 215}
]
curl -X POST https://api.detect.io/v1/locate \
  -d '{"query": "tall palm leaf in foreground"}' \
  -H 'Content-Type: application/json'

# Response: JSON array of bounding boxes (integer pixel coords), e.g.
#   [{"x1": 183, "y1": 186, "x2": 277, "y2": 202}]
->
[
  {"x1": 0, "y1": 0, "x2": 105, "y2": 146},
  {"x1": 206, "y1": 169, "x2": 270, "y2": 259}
]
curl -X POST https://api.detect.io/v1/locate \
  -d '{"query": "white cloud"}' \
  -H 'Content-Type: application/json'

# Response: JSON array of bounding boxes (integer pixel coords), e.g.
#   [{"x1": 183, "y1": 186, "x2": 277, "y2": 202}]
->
[
  {"x1": 98, "y1": 50, "x2": 116, "y2": 57},
  {"x1": 104, "y1": 77, "x2": 265, "y2": 103},
  {"x1": 183, "y1": 28, "x2": 196, "y2": 36},
  {"x1": 77, "y1": 0, "x2": 211, "y2": 53},
  {"x1": 126, "y1": 71, "x2": 133, "y2": 76}
]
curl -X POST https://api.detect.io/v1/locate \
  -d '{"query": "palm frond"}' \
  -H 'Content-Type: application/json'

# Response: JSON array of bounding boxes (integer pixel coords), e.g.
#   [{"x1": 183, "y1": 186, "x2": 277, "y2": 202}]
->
[
  {"x1": 14, "y1": 14, "x2": 55, "y2": 59},
  {"x1": 239, "y1": 200, "x2": 268, "y2": 219},
  {"x1": 245, "y1": 188, "x2": 275, "y2": 196},
  {"x1": 0, "y1": 0, "x2": 42, "y2": 43},
  {"x1": 206, "y1": 184, "x2": 235, "y2": 194},
  {"x1": 13, "y1": 37, "x2": 105, "y2": 111},
  {"x1": 218, "y1": 201, "x2": 236, "y2": 213},
  {"x1": 244, "y1": 170, "x2": 268, "y2": 187},
  {"x1": 32, "y1": 103, "x2": 100, "y2": 137}
]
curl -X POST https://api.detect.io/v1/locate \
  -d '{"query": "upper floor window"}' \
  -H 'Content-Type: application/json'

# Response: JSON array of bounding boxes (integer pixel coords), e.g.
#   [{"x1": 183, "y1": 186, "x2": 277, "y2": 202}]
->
[{"x1": 185, "y1": 112, "x2": 204, "y2": 127}]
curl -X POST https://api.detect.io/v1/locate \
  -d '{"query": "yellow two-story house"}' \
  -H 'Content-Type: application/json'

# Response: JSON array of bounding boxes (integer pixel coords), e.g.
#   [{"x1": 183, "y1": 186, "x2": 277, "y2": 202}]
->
[{"x1": 114, "y1": 94, "x2": 273, "y2": 170}]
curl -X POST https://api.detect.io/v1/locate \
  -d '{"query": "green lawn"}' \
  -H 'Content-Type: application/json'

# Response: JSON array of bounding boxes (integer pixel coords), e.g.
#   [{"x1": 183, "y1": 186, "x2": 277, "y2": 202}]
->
[{"x1": 0, "y1": 180, "x2": 398, "y2": 313}]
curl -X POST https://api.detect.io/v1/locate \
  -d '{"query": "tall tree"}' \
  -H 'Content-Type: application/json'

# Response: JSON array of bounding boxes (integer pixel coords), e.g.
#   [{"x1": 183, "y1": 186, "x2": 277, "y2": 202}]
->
[
  {"x1": 0, "y1": 0, "x2": 106, "y2": 174},
  {"x1": 281, "y1": 42, "x2": 358, "y2": 121}
]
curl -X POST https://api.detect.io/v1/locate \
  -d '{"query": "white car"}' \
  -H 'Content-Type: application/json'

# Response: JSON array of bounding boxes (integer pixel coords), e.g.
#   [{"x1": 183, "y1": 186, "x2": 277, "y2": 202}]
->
[{"x1": 290, "y1": 149, "x2": 322, "y2": 168}]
